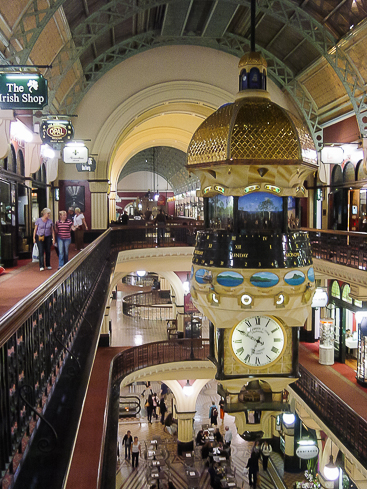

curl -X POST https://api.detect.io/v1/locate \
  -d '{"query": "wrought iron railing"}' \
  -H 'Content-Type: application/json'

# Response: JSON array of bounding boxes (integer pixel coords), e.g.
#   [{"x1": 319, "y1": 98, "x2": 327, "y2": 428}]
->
[
  {"x1": 0, "y1": 224, "x2": 200, "y2": 489},
  {"x1": 99, "y1": 339, "x2": 210, "y2": 489},
  {"x1": 122, "y1": 289, "x2": 173, "y2": 320},
  {"x1": 304, "y1": 228, "x2": 367, "y2": 270},
  {"x1": 292, "y1": 365, "x2": 367, "y2": 466},
  {"x1": 2, "y1": 225, "x2": 367, "y2": 489}
]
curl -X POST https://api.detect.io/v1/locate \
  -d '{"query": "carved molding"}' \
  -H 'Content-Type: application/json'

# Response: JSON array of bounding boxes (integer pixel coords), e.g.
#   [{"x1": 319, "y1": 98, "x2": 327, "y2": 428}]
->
[{"x1": 313, "y1": 258, "x2": 367, "y2": 290}]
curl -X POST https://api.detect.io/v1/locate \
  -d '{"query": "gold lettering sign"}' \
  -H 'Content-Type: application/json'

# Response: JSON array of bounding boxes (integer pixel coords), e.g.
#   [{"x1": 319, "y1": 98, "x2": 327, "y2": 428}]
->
[{"x1": 233, "y1": 253, "x2": 248, "y2": 258}]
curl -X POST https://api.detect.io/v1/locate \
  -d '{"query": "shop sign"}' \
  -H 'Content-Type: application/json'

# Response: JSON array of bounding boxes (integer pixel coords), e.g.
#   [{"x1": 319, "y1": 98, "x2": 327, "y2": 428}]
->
[
  {"x1": 311, "y1": 288, "x2": 328, "y2": 308},
  {"x1": 63, "y1": 144, "x2": 89, "y2": 164},
  {"x1": 296, "y1": 445, "x2": 319, "y2": 460},
  {"x1": 0, "y1": 73, "x2": 48, "y2": 109},
  {"x1": 184, "y1": 294, "x2": 199, "y2": 314},
  {"x1": 76, "y1": 157, "x2": 96, "y2": 172},
  {"x1": 320, "y1": 146, "x2": 344, "y2": 164},
  {"x1": 41, "y1": 119, "x2": 74, "y2": 144},
  {"x1": 157, "y1": 194, "x2": 166, "y2": 206}
]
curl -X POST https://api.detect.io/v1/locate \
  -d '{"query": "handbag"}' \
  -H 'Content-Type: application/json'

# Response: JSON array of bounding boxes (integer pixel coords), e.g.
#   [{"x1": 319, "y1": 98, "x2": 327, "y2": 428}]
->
[{"x1": 32, "y1": 243, "x2": 39, "y2": 262}]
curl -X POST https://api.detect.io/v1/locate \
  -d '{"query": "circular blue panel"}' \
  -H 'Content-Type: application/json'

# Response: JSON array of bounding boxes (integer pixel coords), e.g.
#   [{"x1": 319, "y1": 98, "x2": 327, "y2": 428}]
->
[
  {"x1": 250, "y1": 272, "x2": 279, "y2": 288},
  {"x1": 217, "y1": 271, "x2": 243, "y2": 287},
  {"x1": 307, "y1": 267, "x2": 315, "y2": 282},
  {"x1": 284, "y1": 270, "x2": 305, "y2": 286},
  {"x1": 195, "y1": 268, "x2": 212, "y2": 284}
]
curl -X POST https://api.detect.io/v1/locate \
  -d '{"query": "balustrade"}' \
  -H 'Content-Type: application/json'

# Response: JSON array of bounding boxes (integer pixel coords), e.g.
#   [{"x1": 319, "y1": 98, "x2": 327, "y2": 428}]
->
[{"x1": 1, "y1": 226, "x2": 367, "y2": 489}]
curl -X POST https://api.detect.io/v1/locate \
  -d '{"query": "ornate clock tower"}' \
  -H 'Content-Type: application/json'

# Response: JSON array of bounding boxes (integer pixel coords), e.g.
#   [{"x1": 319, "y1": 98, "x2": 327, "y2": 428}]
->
[{"x1": 187, "y1": 51, "x2": 317, "y2": 439}]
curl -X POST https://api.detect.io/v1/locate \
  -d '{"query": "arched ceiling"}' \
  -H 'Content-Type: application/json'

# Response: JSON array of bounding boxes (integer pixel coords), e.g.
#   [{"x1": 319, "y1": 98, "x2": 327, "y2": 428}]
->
[
  {"x1": 2, "y1": 0, "x2": 367, "y2": 191},
  {"x1": 118, "y1": 146, "x2": 200, "y2": 193}
]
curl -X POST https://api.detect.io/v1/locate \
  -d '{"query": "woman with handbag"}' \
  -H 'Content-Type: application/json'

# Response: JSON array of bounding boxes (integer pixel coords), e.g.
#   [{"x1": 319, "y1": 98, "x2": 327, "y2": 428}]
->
[
  {"x1": 33, "y1": 208, "x2": 56, "y2": 272},
  {"x1": 73, "y1": 207, "x2": 88, "y2": 251}
]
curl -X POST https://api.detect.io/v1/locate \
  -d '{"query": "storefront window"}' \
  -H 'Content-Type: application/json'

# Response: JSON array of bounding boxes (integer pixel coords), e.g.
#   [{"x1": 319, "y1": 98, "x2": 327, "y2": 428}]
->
[
  {"x1": 331, "y1": 280, "x2": 341, "y2": 299},
  {"x1": 342, "y1": 284, "x2": 352, "y2": 304}
]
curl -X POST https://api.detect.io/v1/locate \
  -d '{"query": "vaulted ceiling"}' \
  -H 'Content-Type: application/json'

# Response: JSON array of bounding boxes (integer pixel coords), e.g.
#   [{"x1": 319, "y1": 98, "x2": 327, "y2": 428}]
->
[{"x1": 1, "y1": 0, "x2": 367, "y2": 191}]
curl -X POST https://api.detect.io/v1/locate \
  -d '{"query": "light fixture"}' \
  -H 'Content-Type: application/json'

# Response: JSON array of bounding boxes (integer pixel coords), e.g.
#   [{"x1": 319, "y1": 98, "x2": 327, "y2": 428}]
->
[
  {"x1": 355, "y1": 311, "x2": 367, "y2": 323},
  {"x1": 311, "y1": 287, "x2": 328, "y2": 308},
  {"x1": 282, "y1": 413, "x2": 296, "y2": 426},
  {"x1": 241, "y1": 294, "x2": 252, "y2": 306},
  {"x1": 183, "y1": 277, "x2": 190, "y2": 295},
  {"x1": 182, "y1": 380, "x2": 193, "y2": 397},
  {"x1": 324, "y1": 455, "x2": 339, "y2": 481},
  {"x1": 41, "y1": 144, "x2": 55, "y2": 159},
  {"x1": 10, "y1": 120, "x2": 33, "y2": 142},
  {"x1": 137, "y1": 270, "x2": 147, "y2": 277}
]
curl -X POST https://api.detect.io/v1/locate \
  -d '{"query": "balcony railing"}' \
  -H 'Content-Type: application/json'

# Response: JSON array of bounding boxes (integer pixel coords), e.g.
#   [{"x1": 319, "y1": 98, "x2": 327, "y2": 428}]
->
[
  {"x1": 292, "y1": 365, "x2": 367, "y2": 467},
  {"x1": 1, "y1": 225, "x2": 367, "y2": 489},
  {"x1": 305, "y1": 228, "x2": 367, "y2": 270}
]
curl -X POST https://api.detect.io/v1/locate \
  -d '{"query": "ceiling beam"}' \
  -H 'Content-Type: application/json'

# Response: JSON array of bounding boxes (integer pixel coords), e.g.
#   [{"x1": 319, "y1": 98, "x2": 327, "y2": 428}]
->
[
  {"x1": 161, "y1": 0, "x2": 193, "y2": 37},
  {"x1": 201, "y1": 1, "x2": 238, "y2": 38}
]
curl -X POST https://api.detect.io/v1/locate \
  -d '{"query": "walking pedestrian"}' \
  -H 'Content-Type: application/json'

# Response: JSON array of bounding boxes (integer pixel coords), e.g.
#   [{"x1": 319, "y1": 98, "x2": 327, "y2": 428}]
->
[
  {"x1": 33, "y1": 208, "x2": 56, "y2": 271},
  {"x1": 224, "y1": 426, "x2": 232, "y2": 447},
  {"x1": 55, "y1": 210, "x2": 73, "y2": 268},
  {"x1": 131, "y1": 436, "x2": 141, "y2": 468},
  {"x1": 147, "y1": 394, "x2": 154, "y2": 423},
  {"x1": 209, "y1": 401, "x2": 218, "y2": 426},
  {"x1": 159, "y1": 397, "x2": 167, "y2": 425},
  {"x1": 73, "y1": 207, "x2": 88, "y2": 250},
  {"x1": 122, "y1": 430, "x2": 133, "y2": 460},
  {"x1": 246, "y1": 451, "x2": 259, "y2": 487}
]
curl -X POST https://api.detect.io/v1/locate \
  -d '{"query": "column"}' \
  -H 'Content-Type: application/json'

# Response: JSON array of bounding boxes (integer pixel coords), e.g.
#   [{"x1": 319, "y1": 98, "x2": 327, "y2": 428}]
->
[
  {"x1": 175, "y1": 411, "x2": 196, "y2": 454},
  {"x1": 89, "y1": 181, "x2": 109, "y2": 229}
]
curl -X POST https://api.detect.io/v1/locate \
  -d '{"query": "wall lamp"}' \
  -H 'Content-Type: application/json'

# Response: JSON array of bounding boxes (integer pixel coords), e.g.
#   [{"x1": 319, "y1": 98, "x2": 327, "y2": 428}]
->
[{"x1": 182, "y1": 380, "x2": 194, "y2": 397}]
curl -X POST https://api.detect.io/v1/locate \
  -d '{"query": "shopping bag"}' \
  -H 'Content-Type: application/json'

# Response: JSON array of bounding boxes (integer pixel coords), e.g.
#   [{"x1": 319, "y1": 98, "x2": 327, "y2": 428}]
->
[{"x1": 32, "y1": 243, "x2": 39, "y2": 262}]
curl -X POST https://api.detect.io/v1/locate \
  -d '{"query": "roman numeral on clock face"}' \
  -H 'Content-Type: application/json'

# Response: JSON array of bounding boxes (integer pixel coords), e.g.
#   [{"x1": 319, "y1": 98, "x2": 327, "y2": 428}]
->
[{"x1": 236, "y1": 347, "x2": 244, "y2": 355}]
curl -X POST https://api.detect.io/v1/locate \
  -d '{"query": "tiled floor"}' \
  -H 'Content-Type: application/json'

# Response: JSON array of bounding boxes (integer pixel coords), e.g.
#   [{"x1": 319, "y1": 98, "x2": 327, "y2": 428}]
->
[
  {"x1": 110, "y1": 284, "x2": 305, "y2": 489},
  {"x1": 116, "y1": 379, "x2": 254, "y2": 489}
]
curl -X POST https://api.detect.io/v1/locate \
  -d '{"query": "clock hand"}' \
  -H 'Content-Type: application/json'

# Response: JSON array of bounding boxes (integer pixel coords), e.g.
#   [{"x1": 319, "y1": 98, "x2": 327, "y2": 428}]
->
[{"x1": 238, "y1": 330, "x2": 259, "y2": 343}]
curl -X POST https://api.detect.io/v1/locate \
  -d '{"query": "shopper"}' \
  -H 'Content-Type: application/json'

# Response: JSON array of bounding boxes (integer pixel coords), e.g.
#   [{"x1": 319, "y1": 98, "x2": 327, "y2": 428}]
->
[
  {"x1": 122, "y1": 430, "x2": 133, "y2": 460},
  {"x1": 73, "y1": 207, "x2": 88, "y2": 251},
  {"x1": 159, "y1": 397, "x2": 167, "y2": 425},
  {"x1": 131, "y1": 436, "x2": 141, "y2": 468},
  {"x1": 224, "y1": 426, "x2": 232, "y2": 447},
  {"x1": 33, "y1": 208, "x2": 56, "y2": 272},
  {"x1": 246, "y1": 451, "x2": 259, "y2": 487},
  {"x1": 55, "y1": 210, "x2": 73, "y2": 268}
]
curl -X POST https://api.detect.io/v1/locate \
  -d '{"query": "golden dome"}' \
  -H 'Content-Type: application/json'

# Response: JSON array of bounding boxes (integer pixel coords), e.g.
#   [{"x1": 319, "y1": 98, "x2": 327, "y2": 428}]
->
[
  {"x1": 187, "y1": 97, "x2": 316, "y2": 166},
  {"x1": 238, "y1": 51, "x2": 267, "y2": 70}
]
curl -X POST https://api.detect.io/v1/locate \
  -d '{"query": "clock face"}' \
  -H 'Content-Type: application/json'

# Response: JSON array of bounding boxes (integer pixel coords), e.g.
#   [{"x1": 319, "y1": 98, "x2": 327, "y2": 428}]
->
[{"x1": 231, "y1": 316, "x2": 286, "y2": 368}]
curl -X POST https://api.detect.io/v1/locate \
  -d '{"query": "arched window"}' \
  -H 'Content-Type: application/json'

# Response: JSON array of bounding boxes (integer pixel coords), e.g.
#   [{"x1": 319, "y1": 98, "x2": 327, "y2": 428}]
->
[
  {"x1": 41, "y1": 163, "x2": 47, "y2": 183},
  {"x1": 356, "y1": 159, "x2": 367, "y2": 181},
  {"x1": 331, "y1": 280, "x2": 340, "y2": 299},
  {"x1": 9, "y1": 144, "x2": 16, "y2": 173},
  {"x1": 341, "y1": 283, "x2": 352, "y2": 304},
  {"x1": 331, "y1": 165, "x2": 343, "y2": 185},
  {"x1": 17, "y1": 150, "x2": 25, "y2": 176},
  {"x1": 343, "y1": 161, "x2": 355, "y2": 183},
  {"x1": 240, "y1": 69, "x2": 248, "y2": 90},
  {"x1": 249, "y1": 67, "x2": 261, "y2": 89}
]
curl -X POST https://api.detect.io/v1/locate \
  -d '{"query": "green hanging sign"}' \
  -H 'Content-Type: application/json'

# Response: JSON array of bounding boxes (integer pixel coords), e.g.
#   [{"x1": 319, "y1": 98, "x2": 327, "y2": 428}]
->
[{"x1": 0, "y1": 73, "x2": 48, "y2": 109}]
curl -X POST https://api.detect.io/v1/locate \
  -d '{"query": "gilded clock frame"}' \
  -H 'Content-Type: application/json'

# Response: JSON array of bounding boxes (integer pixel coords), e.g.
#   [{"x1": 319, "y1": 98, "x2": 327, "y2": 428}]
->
[{"x1": 229, "y1": 315, "x2": 288, "y2": 370}]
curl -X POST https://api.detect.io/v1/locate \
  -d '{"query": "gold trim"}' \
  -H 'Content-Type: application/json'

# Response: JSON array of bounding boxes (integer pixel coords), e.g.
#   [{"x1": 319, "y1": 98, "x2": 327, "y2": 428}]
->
[{"x1": 229, "y1": 315, "x2": 287, "y2": 370}]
